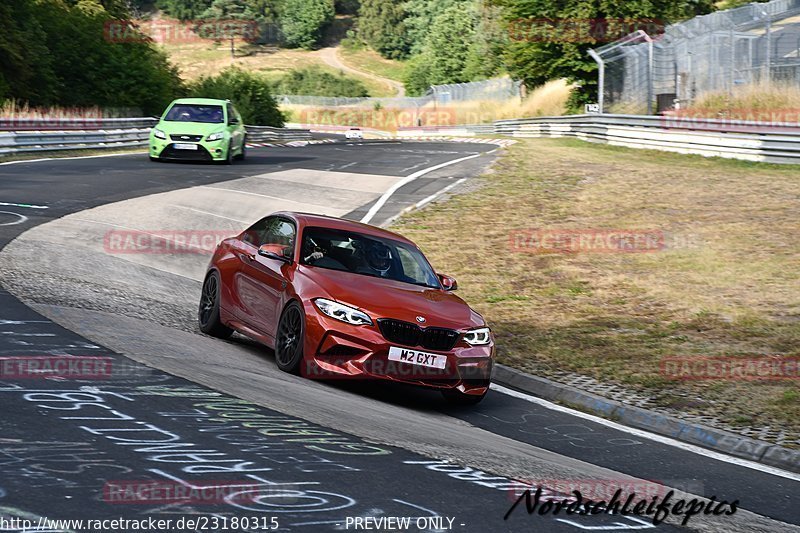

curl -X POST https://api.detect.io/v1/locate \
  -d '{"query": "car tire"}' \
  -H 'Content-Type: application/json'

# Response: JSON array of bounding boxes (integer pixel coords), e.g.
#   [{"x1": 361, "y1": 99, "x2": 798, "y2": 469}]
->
[
  {"x1": 441, "y1": 385, "x2": 488, "y2": 406},
  {"x1": 198, "y1": 271, "x2": 233, "y2": 339},
  {"x1": 224, "y1": 141, "x2": 233, "y2": 165},
  {"x1": 275, "y1": 301, "x2": 305, "y2": 374},
  {"x1": 149, "y1": 155, "x2": 159, "y2": 162},
  {"x1": 234, "y1": 136, "x2": 246, "y2": 161}
]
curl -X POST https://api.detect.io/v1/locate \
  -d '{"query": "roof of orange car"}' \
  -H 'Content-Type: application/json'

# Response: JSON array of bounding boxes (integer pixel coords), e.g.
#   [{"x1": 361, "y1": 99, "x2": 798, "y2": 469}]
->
[{"x1": 276, "y1": 211, "x2": 416, "y2": 245}]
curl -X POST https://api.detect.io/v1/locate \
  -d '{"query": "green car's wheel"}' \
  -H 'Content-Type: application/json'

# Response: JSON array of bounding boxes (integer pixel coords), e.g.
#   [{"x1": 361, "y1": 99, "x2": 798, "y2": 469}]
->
[
  {"x1": 235, "y1": 136, "x2": 246, "y2": 161},
  {"x1": 224, "y1": 141, "x2": 233, "y2": 165}
]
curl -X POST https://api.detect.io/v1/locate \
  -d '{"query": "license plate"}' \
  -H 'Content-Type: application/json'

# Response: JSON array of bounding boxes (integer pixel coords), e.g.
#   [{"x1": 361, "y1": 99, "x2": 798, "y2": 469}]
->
[
  {"x1": 388, "y1": 346, "x2": 447, "y2": 369},
  {"x1": 173, "y1": 143, "x2": 198, "y2": 150}
]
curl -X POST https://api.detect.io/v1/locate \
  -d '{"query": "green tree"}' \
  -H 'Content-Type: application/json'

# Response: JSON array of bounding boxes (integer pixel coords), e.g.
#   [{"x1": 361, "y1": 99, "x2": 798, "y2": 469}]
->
[
  {"x1": 335, "y1": 0, "x2": 360, "y2": 14},
  {"x1": 0, "y1": 0, "x2": 183, "y2": 114},
  {"x1": 190, "y1": 67, "x2": 285, "y2": 125},
  {"x1": 357, "y1": 0, "x2": 410, "y2": 59},
  {"x1": 156, "y1": 0, "x2": 214, "y2": 20},
  {"x1": 403, "y1": 0, "x2": 465, "y2": 55},
  {"x1": 199, "y1": 0, "x2": 258, "y2": 58},
  {"x1": 279, "y1": 0, "x2": 335, "y2": 49},
  {"x1": 0, "y1": 0, "x2": 58, "y2": 104},
  {"x1": 463, "y1": 2, "x2": 507, "y2": 80},
  {"x1": 496, "y1": 0, "x2": 714, "y2": 104},
  {"x1": 403, "y1": 5, "x2": 476, "y2": 94}
]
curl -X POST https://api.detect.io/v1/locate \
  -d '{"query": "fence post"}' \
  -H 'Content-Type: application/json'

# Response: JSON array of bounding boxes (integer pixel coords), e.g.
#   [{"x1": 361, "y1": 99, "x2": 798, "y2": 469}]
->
[
  {"x1": 645, "y1": 33, "x2": 654, "y2": 115},
  {"x1": 764, "y1": 9, "x2": 772, "y2": 85},
  {"x1": 588, "y1": 49, "x2": 605, "y2": 114}
]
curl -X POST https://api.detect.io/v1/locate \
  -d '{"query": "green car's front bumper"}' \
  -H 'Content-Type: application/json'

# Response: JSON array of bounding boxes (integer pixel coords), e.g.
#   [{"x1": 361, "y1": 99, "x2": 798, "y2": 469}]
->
[{"x1": 150, "y1": 135, "x2": 229, "y2": 161}]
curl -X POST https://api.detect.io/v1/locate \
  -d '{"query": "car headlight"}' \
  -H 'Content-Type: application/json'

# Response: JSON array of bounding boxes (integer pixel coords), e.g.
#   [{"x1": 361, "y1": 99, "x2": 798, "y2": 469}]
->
[
  {"x1": 206, "y1": 131, "x2": 225, "y2": 142},
  {"x1": 153, "y1": 128, "x2": 166, "y2": 140},
  {"x1": 314, "y1": 298, "x2": 372, "y2": 326},
  {"x1": 464, "y1": 327, "x2": 491, "y2": 346}
]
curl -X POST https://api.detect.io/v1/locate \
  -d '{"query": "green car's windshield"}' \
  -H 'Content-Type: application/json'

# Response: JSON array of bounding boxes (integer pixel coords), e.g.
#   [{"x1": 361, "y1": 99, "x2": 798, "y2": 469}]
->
[
  {"x1": 164, "y1": 104, "x2": 224, "y2": 124},
  {"x1": 301, "y1": 227, "x2": 441, "y2": 289}
]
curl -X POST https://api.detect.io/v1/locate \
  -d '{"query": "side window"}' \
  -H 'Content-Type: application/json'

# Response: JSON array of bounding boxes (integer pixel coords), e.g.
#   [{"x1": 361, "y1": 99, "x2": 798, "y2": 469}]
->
[
  {"x1": 263, "y1": 218, "x2": 296, "y2": 253},
  {"x1": 242, "y1": 217, "x2": 296, "y2": 255},
  {"x1": 227, "y1": 103, "x2": 238, "y2": 124},
  {"x1": 242, "y1": 217, "x2": 269, "y2": 246}
]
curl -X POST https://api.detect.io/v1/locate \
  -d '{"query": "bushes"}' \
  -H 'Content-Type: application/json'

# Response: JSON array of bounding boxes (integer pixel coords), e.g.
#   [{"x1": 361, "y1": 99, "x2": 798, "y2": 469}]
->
[
  {"x1": 276, "y1": 68, "x2": 369, "y2": 97},
  {"x1": 189, "y1": 67, "x2": 285, "y2": 126}
]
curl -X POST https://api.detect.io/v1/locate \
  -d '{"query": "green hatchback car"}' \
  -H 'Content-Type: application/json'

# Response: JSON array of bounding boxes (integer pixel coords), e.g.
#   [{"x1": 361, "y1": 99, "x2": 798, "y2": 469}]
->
[{"x1": 149, "y1": 98, "x2": 246, "y2": 163}]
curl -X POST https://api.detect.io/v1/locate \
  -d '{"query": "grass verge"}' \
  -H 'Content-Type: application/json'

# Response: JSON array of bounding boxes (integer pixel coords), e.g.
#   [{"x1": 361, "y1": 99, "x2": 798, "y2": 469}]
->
[
  {"x1": 338, "y1": 47, "x2": 407, "y2": 83},
  {"x1": 162, "y1": 41, "x2": 395, "y2": 97},
  {"x1": 392, "y1": 138, "x2": 800, "y2": 442}
]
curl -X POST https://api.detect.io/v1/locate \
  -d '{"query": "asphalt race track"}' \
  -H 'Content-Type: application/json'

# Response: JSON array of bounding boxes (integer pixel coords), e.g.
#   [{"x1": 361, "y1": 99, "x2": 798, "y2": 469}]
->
[{"x1": 0, "y1": 141, "x2": 797, "y2": 533}]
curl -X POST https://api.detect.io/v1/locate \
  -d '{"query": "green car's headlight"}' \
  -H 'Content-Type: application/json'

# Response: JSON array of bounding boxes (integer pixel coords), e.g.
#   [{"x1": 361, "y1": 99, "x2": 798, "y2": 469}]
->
[
  {"x1": 206, "y1": 131, "x2": 225, "y2": 142},
  {"x1": 153, "y1": 128, "x2": 166, "y2": 140}
]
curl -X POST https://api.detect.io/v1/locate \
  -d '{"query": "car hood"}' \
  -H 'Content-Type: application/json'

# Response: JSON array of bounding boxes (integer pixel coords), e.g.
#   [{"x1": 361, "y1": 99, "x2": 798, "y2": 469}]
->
[
  {"x1": 156, "y1": 121, "x2": 224, "y2": 135},
  {"x1": 298, "y1": 267, "x2": 484, "y2": 330}
]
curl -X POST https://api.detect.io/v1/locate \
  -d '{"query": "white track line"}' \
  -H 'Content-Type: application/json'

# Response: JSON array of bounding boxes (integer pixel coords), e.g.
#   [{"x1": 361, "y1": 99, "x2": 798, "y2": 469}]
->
[
  {"x1": 360, "y1": 153, "x2": 482, "y2": 224},
  {"x1": 0, "y1": 151, "x2": 146, "y2": 166},
  {"x1": 0, "y1": 202, "x2": 48, "y2": 209},
  {"x1": 492, "y1": 383, "x2": 800, "y2": 481}
]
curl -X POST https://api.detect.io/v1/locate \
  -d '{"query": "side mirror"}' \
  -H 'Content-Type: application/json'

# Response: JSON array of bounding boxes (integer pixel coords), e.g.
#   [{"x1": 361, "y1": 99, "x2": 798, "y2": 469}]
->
[
  {"x1": 437, "y1": 273, "x2": 458, "y2": 291},
  {"x1": 258, "y1": 244, "x2": 292, "y2": 263}
]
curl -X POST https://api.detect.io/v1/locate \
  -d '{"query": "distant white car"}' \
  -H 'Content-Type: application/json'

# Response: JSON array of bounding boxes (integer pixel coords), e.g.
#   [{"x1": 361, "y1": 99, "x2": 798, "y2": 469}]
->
[{"x1": 345, "y1": 128, "x2": 363, "y2": 140}]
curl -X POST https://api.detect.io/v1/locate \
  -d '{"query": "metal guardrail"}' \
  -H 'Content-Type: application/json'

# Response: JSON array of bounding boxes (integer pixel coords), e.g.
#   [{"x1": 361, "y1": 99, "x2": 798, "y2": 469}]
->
[
  {"x1": 245, "y1": 125, "x2": 312, "y2": 143},
  {"x1": 0, "y1": 117, "x2": 159, "y2": 131},
  {"x1": 3, "y1": 114, "x2": 799, "y2": 164},
  {"x1": 397, "y1": 124, "x2": 494, "y2": 136},
  {"x1": 494, "y1": 114, "x2": 800, "y2": 164},
  {"x1": 0, "y1": 119, "x2": 312, "y2": 157}
]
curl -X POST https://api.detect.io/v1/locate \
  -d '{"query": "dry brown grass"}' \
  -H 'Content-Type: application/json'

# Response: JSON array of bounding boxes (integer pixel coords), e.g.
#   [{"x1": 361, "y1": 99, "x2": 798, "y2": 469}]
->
[
  {"x1": 393, "y1": 138, "x2": 800, "y2": 439},
  {"x1": 280, "y1": 79, "x2": 572, "y2": 129},
  {"x1": 162, "y1": 41, "x2": 325, "y2": 80},
  {"x1": 684, "y1": 82, "x2": 800, "y2": 119}
]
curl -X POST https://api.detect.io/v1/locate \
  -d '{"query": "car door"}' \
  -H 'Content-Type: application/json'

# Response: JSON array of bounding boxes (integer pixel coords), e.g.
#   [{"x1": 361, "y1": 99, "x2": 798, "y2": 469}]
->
[
  {"x1": 226, "y1": 102, "x2": 244, "y2": 151},
  {"x1": 234, "y1": 216, "x2": 296, "y2": 339}
]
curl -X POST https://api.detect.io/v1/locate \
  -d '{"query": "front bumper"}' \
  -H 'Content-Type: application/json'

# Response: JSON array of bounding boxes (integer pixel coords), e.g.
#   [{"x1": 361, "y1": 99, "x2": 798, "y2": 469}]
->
[
  {"x1": 301, "y1": 305, "x2": 494, "y2": 395},
  {"x1": 150, "y1": 138, "x2": 228, "y2": 161}
]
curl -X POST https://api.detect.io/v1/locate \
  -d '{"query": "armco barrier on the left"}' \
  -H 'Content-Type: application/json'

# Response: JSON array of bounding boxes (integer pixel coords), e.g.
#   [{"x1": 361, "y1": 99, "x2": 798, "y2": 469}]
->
[{"x1": 0, "y1": 117, "x2": 312, "y2": 157}]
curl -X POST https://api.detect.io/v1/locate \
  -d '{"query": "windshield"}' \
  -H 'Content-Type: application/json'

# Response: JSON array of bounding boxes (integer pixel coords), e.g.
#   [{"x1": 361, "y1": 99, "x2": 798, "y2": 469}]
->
[
  {"x1": 164, "y1": 104, "x2": 224, "y2": 124},
  {"x1": 301, "y1": 227, "x2": 440, "y2": 289}
]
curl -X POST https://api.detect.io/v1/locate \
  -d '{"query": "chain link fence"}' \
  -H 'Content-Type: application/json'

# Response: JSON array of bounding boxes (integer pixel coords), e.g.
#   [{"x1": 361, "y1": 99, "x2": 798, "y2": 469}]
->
[
  {"x1": 591, "y1": 0, "x2": 800, "y2": 114},
  {"x1": 277, "y1": 77, "x2": 521, "y2": 108}
]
